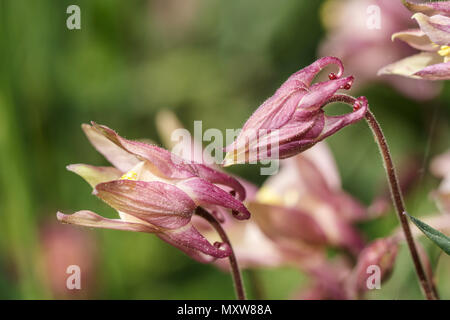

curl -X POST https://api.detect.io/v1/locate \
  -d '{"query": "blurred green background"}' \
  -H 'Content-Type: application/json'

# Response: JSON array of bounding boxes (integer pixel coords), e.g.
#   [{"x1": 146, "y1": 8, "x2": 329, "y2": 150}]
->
[{"x1": 0, "y1": 0, "x2": 449, "y2": 299}]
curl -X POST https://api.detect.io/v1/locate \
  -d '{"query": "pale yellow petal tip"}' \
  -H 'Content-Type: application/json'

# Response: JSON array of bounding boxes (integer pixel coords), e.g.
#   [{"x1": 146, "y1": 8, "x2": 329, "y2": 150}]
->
[
  {"x1": 56, "y1": 211, "x2": 67, "y2": 222},
  {"x1": 221, "y1": 158, "x2": 235, "y2": 168},
  {"x1": 221, "y1": 152, "x2": 237, "y2": 167},
  {"x1": 411, "y1": 12, "x2": 426, "y2": 22},
  {"x1": 391, "y1": 32, "x2": 401, "y2": 42},
  {"x1": 81, "y1": 123, "x2": 91, "y2": 130},
  {"x1": 255, "y1": 186, "x2": 283, "y2": 206},
  {"x1": 377, "y1": 67, "x2": 389, "y2": 76},
  {"x1": 66, "y1": 164, "x2": 79, "y2": 172}
]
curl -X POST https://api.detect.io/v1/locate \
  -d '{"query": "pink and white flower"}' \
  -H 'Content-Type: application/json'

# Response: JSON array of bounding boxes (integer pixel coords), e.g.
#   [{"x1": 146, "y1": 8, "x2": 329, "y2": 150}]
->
[{"x1": 57, "y1": 122, "x2": 250, "y2": 262}]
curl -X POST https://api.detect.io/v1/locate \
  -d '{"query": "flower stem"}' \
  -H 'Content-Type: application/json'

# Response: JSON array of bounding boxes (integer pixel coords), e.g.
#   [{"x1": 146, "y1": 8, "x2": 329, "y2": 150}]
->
[
  {"x1": 365, "y1": 110, "x2": 436, "y2": 300},
  {"x1": 196, "y1": 207, "x2": 246, "y2": 300}
]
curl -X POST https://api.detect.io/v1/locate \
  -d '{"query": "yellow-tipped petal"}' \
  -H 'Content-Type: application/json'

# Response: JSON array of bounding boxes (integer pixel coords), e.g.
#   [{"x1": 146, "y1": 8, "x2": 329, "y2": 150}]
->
[
  {"x1": 222, "y1": 152, "x2": 237, "y2": 167},
  {"x1": 67, "y1": 164, "x2": 122, "y2": 188}
]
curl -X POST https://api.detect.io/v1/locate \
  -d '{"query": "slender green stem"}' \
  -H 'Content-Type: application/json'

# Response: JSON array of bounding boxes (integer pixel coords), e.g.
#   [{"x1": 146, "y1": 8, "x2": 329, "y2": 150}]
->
[
  {"x1": 365, "y1": 110, "x2": 436, "y2": 300},
  {"x1": 196, "y1": 207, "x2": 246, "y2": 300}
]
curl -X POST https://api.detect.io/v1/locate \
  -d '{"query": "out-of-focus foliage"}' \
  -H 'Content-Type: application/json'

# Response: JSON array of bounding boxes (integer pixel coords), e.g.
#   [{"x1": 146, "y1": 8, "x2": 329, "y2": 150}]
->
[{"x1": 0, "y1": 0, "x2": 449, "y2": 299}]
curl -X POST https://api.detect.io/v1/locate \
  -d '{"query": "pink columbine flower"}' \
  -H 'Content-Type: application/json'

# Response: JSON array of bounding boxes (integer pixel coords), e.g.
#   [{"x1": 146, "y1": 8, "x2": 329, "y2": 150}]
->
[
  {"x1": 379, "y1": 1, "x2": 450, "y2": 80},
  {"x1": 319, "y1": 0, "x2": 440, "y2": 100},
  {"x1": 154, "y1": 111, "x2": 290, "y2": 268},
  {"x1": 40, "y1": 222, "x2": 97, "y2": 298},
  {"x1": 57, "y1": 122, "x2": 250, "y2": 262},
  {"x1": 248, "y1": 142, "x2": 366, "y2": 256},
  {"x1": 223, "y1": 57, "x2": 368, "y2": 165}
]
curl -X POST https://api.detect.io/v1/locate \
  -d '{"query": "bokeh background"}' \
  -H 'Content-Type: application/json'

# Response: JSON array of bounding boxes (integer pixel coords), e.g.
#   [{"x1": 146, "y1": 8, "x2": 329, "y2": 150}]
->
[{"x1": 0, "y1": 0, "x2": 449, "y2": 299}]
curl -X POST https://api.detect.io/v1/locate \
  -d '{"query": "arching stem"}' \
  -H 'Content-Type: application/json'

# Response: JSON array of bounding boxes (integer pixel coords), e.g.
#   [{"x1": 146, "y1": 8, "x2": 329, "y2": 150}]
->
[
  {"x1": 196, "y1": 207, "x2": 246, "y2": 300},
  {"x1": 328, "y1": 94, "x2": 436, "y2": 299},
  {"x1": 365, "y1": 110, "x2": 436, "y2": 300}
]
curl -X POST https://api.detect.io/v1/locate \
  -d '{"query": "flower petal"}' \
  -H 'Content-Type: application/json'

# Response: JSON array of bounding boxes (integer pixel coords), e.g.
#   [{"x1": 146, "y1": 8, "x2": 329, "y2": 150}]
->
[
  {"x1": 249, "y1": 202, "x2": 328, "y2": 245},
  {"x1": 414, "y1": 61, "x2": 450, "y2": 80},
  {"x1": 298, "y1": 76, "x2": 354, "y2": 112},
  {"x1": 315, "y1": 96, "x2": 368, "y2": 144},
  {"x1": 94, "y1": 180, "x2": 195, "y2": 229},
  {"x1": 90, "y1": 122, "x2": 197, "y2": 179},
  {"x1": 238, "y1": 87, "x2": 306, "y2": 137},
  {"x1": 82, "y1": 124, "x2": 141, "y2": 172},
  {"x1": 158, "y1": 223, "x2": 231, "y2": 262},
  {"x1": 378, "y1": 52, "x2": 443, "y2": 79},
  {"x1": 271, "y1": 115, "x2": 324, "y2": 159},
  {"x1": 403, "y1": 1, "x2": 450, "y2": 16},
  {"x1": 392, "y1": 28, "x2": 438, "y2": 51},
  {"x1": 412, "y1": 13, "x2": 450, "y2": 46},
  {"x1": 287, "y1": 56, "x2": 345, "y2": 87},
  {"x1": 56, "y1": 210, "x2": 160, "y2": 233},
  {"x1": 293, "y1": 155, "x2": 367, "y2": 221},
  {"x1": 250, "y1": 116, "x2": 319, "y2": 163},
  {"x1": 192, "y1": 164, "x2": 246, "y2": 201},
  {"x1": 67, "y1": 164, "x2": 122, "y2": 188},
  {"x1": 177, "y1": 177, "x2": 251, "y2": 220},
  {"x1": 225, "y1": 57, "x2": 345, "y2": 155},
  {"x1": 352, "y1": 237, "x2": 398, "y2": 293}
]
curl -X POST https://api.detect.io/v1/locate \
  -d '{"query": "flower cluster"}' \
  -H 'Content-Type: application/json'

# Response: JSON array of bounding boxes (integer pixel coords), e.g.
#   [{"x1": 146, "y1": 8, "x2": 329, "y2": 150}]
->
[
  {"x1": 58, "y1": 47, "x2": 449, "y2": 299},
  {"x1": 58, "y1": 122, "x2": 250, "y2": 262},
  {"x1": 319, "y1": 0, "x2": 440, "y2": 100},
  {"x1": 379, "y1": 1, "x2": 450, "y2": 80},
  {"x1": 154, "y1": 111, "x2": 399, "y2": 299}
]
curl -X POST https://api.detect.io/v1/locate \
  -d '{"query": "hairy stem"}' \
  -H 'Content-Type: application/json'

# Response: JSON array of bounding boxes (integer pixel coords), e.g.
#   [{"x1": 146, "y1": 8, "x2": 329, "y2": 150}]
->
[
  {"x1": 196, "y1": 207, "x2": 246, "y2": 300},
  {"x1": 365, "y1": 110, "x2": 436, "y2": 300}
]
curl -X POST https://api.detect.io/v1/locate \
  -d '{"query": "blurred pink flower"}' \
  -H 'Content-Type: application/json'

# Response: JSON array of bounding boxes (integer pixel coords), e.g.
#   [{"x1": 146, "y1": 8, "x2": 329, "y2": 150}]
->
[
  {"x1": 348, "y1": 237, "x2": 398, "y2": 297},
  {"x1": 249, "y1": 142, "x2": 367, "y2": 256},
  {"x1": 223, "y1": 57, "x2": 368, "y2": 165},
  {"x1": 379, "y1": 1, "x2": 450, "y2": 80},
  {"x1": 154, "y1": 110, "x2": 288, "y2": 269},
  {"x1": 297, "y1": 237, "x2": 399, "y2": 300},
  {"x1": 206, "y1": 143, "x2": 368, "y2": 275},
  {"x1": 293, "y1": 258, "x2": 352, "y2": 300},
  {"x1": 40, "y1": 222, "x2": 97, "y2": 298},
  {"x1": 154, "y1": 111, "x2": 369, "y2": 294},
  {"x1": 150, "y1": 0, "x2": 199, "y2": 39},
  {"x1": 319, "y1": 0, "x2": 441, "y2": 100},
  {"x1": 57, "y1": 122, "x2": 250, "y2": 263}
]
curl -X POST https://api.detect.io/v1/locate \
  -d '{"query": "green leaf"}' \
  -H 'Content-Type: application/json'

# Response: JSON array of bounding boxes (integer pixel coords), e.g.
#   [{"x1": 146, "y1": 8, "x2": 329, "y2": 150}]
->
[{"x1": 406, "y1": 213, "x2": 450, "y2": 256}]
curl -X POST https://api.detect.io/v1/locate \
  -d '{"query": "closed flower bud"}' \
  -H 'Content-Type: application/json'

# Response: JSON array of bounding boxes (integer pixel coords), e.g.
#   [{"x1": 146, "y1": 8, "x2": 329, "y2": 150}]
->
[
  {"x1": 351, "y1": 237, "x2": 398, "y2": 294},
  {"x1": 223, "y1": 56, "x2": 368, "y2": 165}
]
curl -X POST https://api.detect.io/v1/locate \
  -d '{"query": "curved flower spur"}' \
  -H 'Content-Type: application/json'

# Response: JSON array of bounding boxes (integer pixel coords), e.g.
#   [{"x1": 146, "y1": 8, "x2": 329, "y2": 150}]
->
[
  {"x1": 57, "y1": 122, "x2": 250, "y2": 263},
  {"x1": 223, "y1": 56, "x2": 368, "y2": 165}
]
